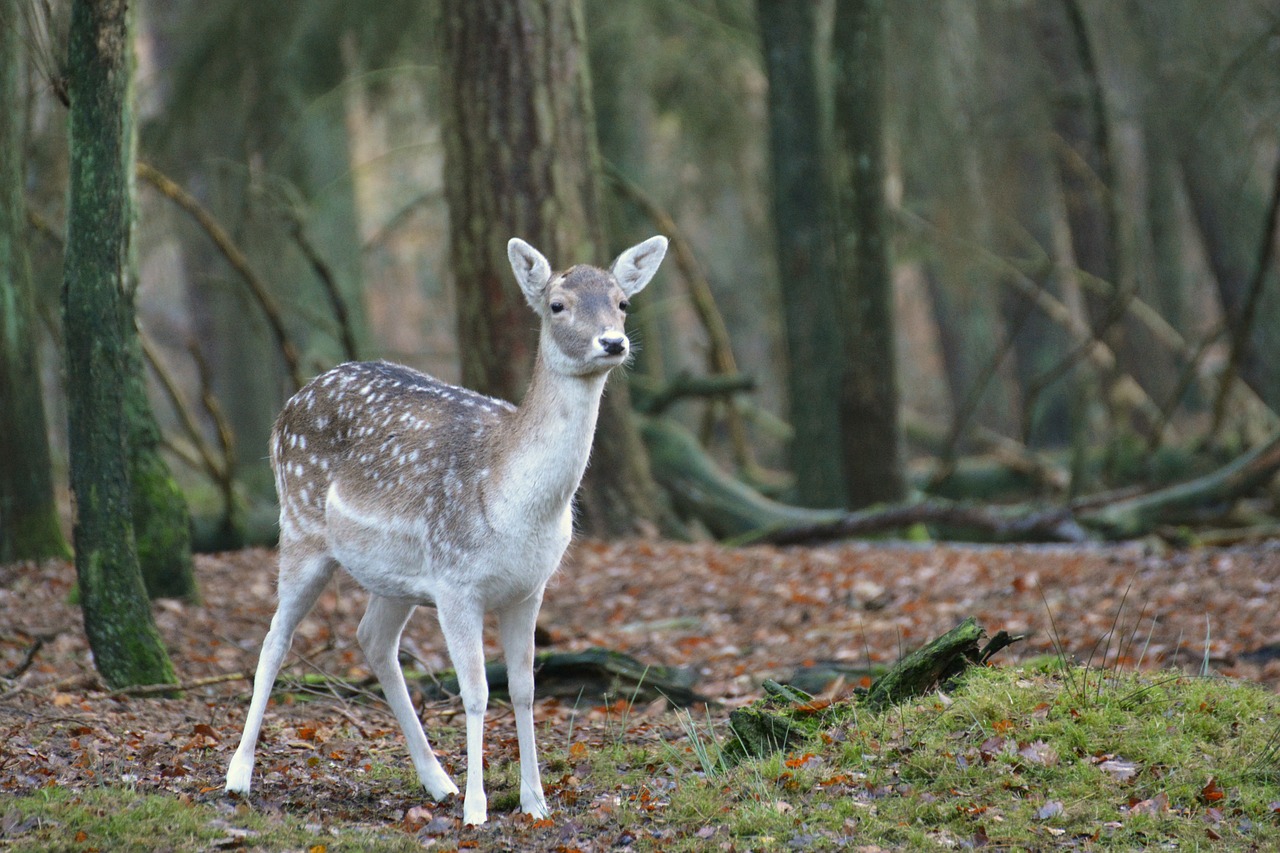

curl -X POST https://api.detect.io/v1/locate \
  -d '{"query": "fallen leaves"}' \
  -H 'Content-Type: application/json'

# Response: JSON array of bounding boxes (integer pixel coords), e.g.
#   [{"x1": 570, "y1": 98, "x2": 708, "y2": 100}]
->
[
  {"x1": 1128, "y1": 791, "x2": 1170, "y2": 815},
  {"x1": 1199, "y1": 776, "x2": 1225, "y2": 803},
  {"x1": 0, "y1": 541, "x2": 1278, "y2": 848},
  {"x1": 1034, "y1": 800, "x2": 1064, "y2": 820},
  {"x1": 1095, "y1": 755, "x2": 1139, "y2": 783}
]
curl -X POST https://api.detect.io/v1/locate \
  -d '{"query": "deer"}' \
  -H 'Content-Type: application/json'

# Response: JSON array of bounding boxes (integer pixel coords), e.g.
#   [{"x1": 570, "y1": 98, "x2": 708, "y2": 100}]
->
[{"x1": 224, "y1": 235, "x2": 668, "y2": 826}]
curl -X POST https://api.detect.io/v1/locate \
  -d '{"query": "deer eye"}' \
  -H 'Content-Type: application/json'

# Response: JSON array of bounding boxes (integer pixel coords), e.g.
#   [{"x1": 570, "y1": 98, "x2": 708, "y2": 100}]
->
[
  {"x1": 619, "y1": 299, "x2": 630, "y2": 313},
  {"x1": 550, "y1": 301, "x2": 565, "y2": 314}
]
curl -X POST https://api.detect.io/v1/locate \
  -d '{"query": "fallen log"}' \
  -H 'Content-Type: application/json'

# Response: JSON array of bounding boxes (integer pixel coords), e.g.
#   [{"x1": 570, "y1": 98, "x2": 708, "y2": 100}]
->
[
  {"x1": 640, "y1": 416, "x2": 843, "y2": 538},
  {"x1": 1076, "y1": 430, "x2": 1280, "y2": 538},
  {"x1": 419, "y1": 647, "x2": 704, "y2": 708},
  {"x1": 726, "y1": 618, "x2": 1022, "y2": 759},
  {"x1": 742, "y1": 500, "x2": 1089, "y2": 546},
  {"x1": 644, "y1": 411, "x2": 1280, "y2": 544},
  {"x1": 864, "y1": 617, "x2": 1021, "y2": 711}
]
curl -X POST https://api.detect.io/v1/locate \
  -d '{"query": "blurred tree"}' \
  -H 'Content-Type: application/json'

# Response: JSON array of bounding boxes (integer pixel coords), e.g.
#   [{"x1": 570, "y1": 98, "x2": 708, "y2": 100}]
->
[
  {"x1": 1028, "y1": 0, "x2": 1173, "y2": 435},
  {"x1": 831, "y1": 0, "x2": 905, "y2": 507},
  {"x1": 757, "y1": 0, "x2": 846, "y2": 509},
  {"x1": 439, "y1": 0, "x2": 673, "y2": 535},
  {"x1": 975, "y1": 1, "x2": 1073, "y2": 445},
  {"x1": 63, "y1": 0, "x2": 176, "y2": 686},
  {"x1": 0, "y1": 0, "x2": 69, "y2": 562},
  {"x1": 124, "y1": 326, "x2": 197, "y2": 599},
  {"x1": 145, "y1": 1, "x2": 382, "y2": 514},
  {"x1": 894, "y1": 1, "x2": 1020, "y2": 442},
  {"x1": 1155, "y1": 0, "x2": 1280, "y2": 414}
]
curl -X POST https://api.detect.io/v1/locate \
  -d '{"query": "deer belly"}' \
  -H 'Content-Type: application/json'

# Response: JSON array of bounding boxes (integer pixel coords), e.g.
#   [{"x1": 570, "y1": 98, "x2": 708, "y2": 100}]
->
[{"x1": 323, "y1": 484, "x2": 439, "y2": 602}]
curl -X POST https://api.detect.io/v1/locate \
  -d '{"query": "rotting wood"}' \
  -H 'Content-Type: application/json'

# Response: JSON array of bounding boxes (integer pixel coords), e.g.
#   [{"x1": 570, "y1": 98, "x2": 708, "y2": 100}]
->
[
  {"x1": 645, "y1": 405, "x2": 1280, "y2": 544},
  {"x1": 1076, "y1": 429, "x2": 1280, "y2": 538},
  {"x1": 727, "y1": 618, "x2": 1024, "y2": 759}
]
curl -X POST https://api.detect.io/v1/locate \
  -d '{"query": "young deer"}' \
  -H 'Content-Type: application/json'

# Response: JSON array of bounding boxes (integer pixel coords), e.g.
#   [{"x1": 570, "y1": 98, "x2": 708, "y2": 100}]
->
[{"x1": 224, "y1": 236, "x2": 667, "y2": 825}]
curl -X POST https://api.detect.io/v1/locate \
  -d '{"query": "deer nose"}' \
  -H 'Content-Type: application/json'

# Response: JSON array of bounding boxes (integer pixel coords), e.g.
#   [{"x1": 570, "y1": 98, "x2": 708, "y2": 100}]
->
[{"x1": 599, "y1": 333, "x2": 627, "y2": 356}]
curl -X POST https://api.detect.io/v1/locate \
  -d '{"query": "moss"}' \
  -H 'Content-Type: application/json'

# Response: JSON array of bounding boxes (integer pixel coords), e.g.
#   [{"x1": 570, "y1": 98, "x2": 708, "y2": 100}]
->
[
  {"x1": 129, "y1": 448, "x2": 198, "y2": 601},
  {"x1": 79, "y1": 546, "x2": 177, "y2": 690},
  {"x1": 123, "y1": 323, "x2": 197, "y2": 601}
]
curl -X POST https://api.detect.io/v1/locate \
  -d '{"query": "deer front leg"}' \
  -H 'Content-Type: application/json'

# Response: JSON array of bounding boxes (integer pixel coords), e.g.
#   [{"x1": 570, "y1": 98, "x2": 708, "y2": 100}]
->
[
  {"x1": 437, "y1": 596, "x2": 489, "y2": 825},
  {"x1": 499, "y1": 593, "x2": 549, "y2": 818}
]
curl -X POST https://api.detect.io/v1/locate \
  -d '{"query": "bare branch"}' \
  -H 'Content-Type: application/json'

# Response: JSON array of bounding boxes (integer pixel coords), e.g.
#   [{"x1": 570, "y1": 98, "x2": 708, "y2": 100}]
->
[
  {"x1": 1209, "y1": 155, "x2": 1280, "y2": 437},
  {"x1": 282, "y1": 206, "x2": 360, "y2": 362},
  {"x1": 605, "y1": 164, "x2": 760, "y2": 474},
  {"x1": 136, "y1": 161, "x2": 304, "y2": 390}
]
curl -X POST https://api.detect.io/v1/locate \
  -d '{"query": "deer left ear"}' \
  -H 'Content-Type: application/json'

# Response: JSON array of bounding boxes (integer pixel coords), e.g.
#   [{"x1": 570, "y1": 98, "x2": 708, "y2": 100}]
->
[{"x1": 611, "y1": 236, "x2": 668, "y2": 297}]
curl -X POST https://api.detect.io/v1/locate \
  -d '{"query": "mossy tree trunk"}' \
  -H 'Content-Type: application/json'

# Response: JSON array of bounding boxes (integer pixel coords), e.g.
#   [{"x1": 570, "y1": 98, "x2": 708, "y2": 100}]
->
[
  {"x1": 0, "y1": 0, "x2": 69, "y2": 563},
  {"x1": 831, "y1": 0, "x2": 906, "y2": 508},
  {"x1": 439, "y1": 0, "x2": 672, "y2": 536},
  {"x1": 117, "y1": 10, "x2": 197, "y2": 598},
  {"x1": 63, "y1": 0, "x2": 176, "y2": 687},
  {"x1": 124, "y1": 330, "x2": 197, "y2": 600},
  {"x1": 757, "y1": 0, "x2": 848, "y2": 509}
]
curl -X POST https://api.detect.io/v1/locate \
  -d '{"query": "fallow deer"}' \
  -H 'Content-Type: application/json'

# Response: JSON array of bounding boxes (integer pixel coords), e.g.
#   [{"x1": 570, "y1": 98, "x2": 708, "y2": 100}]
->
[{"x1": 225, "y1": 236, "x2": 668, "y2": 825}]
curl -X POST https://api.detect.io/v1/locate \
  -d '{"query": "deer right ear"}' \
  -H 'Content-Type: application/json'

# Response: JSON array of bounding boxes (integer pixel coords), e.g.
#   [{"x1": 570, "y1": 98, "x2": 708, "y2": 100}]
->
[{"x1": 508, "y1": 238, "x2": 553, "y2": 309}]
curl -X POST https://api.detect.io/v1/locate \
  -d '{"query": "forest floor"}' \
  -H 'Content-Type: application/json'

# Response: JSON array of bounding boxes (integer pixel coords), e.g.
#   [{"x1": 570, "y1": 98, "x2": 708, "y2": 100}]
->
[{"x1": 2, "y1": 540, "x2": 1279, "y2": 850}]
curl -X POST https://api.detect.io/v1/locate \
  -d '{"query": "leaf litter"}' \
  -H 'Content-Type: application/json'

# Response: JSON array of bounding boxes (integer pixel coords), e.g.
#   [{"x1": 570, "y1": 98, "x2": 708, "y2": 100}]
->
[{"x1": 0, "y1": 539, "x2": 1278, "y2": 847}]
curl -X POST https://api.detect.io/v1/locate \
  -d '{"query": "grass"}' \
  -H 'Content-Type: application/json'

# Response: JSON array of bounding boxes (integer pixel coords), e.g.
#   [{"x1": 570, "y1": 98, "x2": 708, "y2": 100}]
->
[
  {"x1": 555, "y1": 654, "x2": 1269, "y2": 848},
  {"x1": 3, "y1": 785, "x2": 422, "y2": 852},
  {"x1": 601, "y1": 664, "x2": 1280, "y2": 849},
  {"x1": 8, "y1": 664, "x2": 1278, "y2": 850}
]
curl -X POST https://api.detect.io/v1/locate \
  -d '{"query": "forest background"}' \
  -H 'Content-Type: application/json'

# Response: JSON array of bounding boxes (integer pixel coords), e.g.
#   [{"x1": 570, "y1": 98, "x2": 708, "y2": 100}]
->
[
  {"x1": 2, "y1": 0, "x2": 1280, "y2": 676},
  {"x1": 3, "y1": 1, "x2": 1280, "y2": 847}
]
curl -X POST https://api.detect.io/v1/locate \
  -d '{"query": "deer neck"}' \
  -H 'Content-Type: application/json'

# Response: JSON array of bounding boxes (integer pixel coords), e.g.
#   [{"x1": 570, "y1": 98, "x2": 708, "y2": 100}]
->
[{"x1": 495, "y1": 349, "x2": 609, "y2": 521}]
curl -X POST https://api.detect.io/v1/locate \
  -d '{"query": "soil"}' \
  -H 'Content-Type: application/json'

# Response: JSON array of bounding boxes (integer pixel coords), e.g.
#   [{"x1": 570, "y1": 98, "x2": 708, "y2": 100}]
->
[{"x1": 2, "y1": 540, "x2": 1278, "y2": 846}]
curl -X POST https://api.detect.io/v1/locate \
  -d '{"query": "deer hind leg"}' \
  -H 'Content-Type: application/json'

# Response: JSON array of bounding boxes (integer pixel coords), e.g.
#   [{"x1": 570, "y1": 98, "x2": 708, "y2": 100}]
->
[
  {"x1": 357, "y1": 594, "x2": 458, "y2": 801},
  {"x1": 499, "y1": 591, "x2": 549, "y2": 818},
  {"x1": 226, "y1": 545, "x2": 336, "y2": 794},
  {"x1": 436, "y1": 594, "x2": 489, "y2": 825}
]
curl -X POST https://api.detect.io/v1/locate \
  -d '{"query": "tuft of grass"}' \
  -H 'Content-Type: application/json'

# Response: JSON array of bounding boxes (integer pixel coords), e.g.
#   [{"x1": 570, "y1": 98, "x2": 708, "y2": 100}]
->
[{"x1": 668, "y1": 706, "x2": 732, "y2": 777}]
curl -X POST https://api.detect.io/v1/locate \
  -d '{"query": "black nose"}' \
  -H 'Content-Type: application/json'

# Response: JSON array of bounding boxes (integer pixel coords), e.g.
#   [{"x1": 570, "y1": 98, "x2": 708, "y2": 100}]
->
[{"x1": 601, "y1": 337, "x2": 626, "y2": 356}]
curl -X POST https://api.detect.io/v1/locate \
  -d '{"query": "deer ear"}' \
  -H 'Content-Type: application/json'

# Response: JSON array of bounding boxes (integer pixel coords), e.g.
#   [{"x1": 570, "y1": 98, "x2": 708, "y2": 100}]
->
[
  {"x1": 611, "y1": 236, "x2": 668, "y2": 297},
  {"x1": 508, "y1": 238, "x2": 553, "y2": 308}
]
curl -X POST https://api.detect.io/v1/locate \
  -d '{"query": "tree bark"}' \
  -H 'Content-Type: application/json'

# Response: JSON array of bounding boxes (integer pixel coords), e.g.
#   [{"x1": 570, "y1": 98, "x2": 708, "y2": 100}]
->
[
  {"x1": 757, "y1": 0, "x2": 847, "y2": 509},
  {"x1": 0, "y1": 0, "x2": 69, "y2": 562},
  {"x1": 63, "y1": 0, "x2": 176, "y2": 687},
  {"x1": 439, "y1": 0, "x2": 672, "y2": 536},
  {"x1": 831, "y1": 0, "x2": 907, "y2": 507}
]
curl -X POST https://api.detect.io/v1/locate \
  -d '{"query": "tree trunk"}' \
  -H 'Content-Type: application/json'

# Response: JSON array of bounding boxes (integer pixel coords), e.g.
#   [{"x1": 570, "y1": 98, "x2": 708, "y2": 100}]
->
[
  {"x1": 0, "y1": 1, "x2": 69, "y2": 563},
  {"x1": 63, "y1": 0, "x2": 176, "y2": 687},
  {"x1": 1030, "y1": 0, "x2": 1120, "y2": 337},
  {"x1": 757, "y1": 0, "x2": 847, "y2": 509},
  {"x1": 1182, "y1": 132, "x2": 1280, "y2": 412},
  {"x1": 976, "y1": 0, "x2": 1075, "y2": 445},
  {"x1": 439, "y1": 0, "x2": 671, "y2": 536},
  {"x1": 831, "y1": 0, "x2": 906, "y2": 507}
]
